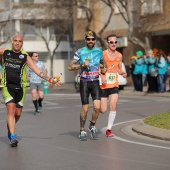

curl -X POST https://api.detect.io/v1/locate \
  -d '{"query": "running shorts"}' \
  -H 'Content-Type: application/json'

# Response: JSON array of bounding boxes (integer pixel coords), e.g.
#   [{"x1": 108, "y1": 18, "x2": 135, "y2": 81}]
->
[
  {"x1": 2, "y1": 86, "x2": 27, "y2": 108},
  {"x1": 100, "y1": 87, "x2": 119, "y2": 98},
  {"x1": 30, "y1": 82, "x2": 44, "y2": 92},
  {"x1": 80, "y1": 80, "x2": 100, "y2": 105}
]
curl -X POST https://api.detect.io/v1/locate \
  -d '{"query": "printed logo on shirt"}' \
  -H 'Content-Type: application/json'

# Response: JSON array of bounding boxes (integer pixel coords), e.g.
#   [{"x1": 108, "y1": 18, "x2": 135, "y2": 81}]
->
[
  {"x1": 19, "y1": 55, "x2": 24, "y2": 59},
  {"x1": 109, "y1": 64, "x2": 115, "y2": 69}
]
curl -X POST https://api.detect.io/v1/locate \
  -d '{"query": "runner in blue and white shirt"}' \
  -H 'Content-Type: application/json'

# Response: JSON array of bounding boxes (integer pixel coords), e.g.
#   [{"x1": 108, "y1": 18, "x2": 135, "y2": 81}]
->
[{"x1": 68, "y1": 30, "x2": 103, "y2": 141}]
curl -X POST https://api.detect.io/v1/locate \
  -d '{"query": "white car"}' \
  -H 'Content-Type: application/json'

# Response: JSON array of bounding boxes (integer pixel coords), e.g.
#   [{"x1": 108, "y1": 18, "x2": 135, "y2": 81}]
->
[
  {"x1": 74, "y1": 62, "x2": 127, "y2": 92},
  {"x1": 118, "y1": 62, "x2": 127, "y2": 90}
]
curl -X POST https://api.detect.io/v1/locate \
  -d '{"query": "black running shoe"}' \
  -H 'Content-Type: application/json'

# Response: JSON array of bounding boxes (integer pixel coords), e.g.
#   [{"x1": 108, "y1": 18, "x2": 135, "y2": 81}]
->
[{"x1": 10, "y1": 134, "x2": 18, "y2": 147}]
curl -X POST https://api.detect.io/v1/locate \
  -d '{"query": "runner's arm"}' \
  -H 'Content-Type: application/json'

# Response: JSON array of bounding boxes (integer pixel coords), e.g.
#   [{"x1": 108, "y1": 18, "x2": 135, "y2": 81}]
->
[
  {"x1": 26, "y1": 55, "x2": 60, "y2": 86},
  {"x1": 43, "y1": 68, "x2": 48, "y2": 76},
  {"x1": 0, "y1": 48, "x2": 5, "y2": 55},
  {"x1": 118, "y1": 55, "x2": 127, "y2": 78},
  {"x1": 68, "y1": 60, "x2": 82, "y2": 71}
]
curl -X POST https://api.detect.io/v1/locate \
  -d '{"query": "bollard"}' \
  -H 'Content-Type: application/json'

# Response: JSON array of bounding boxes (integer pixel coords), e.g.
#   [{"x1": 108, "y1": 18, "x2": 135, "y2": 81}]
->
[{"x1": 44, "y1": 80, "x2": 48, "y2": 94}]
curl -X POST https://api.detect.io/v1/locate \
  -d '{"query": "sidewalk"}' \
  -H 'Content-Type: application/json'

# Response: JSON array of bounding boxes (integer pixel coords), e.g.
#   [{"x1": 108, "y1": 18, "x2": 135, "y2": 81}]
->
[
  {"x1": 53, "y1": 83, "x2": 170, "y2": 141},
  {"x1": 51, "y1": 82, "x2": 170, "y2": 97},
  {"x1": 119, "y1": 86, "x2": 170, "y2": 98}
]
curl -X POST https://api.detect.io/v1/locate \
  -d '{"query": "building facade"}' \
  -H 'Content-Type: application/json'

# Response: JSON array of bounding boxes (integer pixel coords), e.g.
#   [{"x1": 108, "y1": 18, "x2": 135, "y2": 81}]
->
[
  {"x1": 73, "y1": 0, "x2": 170, "y2": 85},
  {"x1": 0, "y1": 0, "x2": 75, "y2": 83},
  {"x1": 1, "y1": 0, "x2": 170, "y2": 84}
]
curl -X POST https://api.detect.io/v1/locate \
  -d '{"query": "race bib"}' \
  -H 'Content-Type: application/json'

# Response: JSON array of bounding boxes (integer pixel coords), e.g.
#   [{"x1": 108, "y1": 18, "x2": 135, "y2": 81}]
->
[{"x1": 106, "y1": 73, "x2": 116, "y2": 84}]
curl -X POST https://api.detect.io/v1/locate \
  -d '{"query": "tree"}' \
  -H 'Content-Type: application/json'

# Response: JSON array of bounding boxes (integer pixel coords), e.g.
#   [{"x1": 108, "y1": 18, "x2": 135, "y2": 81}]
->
[
  {"x1": 113, "y1": 0, "x2": 151, "y2": 52},
  {"x1": 18, "y1": 0, "x2": 73, "y2": 77},
  {"x1": 0, "y1": 22, "x2": 11, "y2": 46},
  {"x1": 73, "y1": 0, "x2": 169, "y2": 53},
  {"x1": 73, "y1": 0, "x2": 115, "y2": 50}
]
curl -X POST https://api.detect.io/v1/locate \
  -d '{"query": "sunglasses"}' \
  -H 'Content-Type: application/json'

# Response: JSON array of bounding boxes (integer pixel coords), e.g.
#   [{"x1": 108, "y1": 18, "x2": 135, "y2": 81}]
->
[
  {"x1": 86, "y1": 38, "x2": 96, "y2": 41},
  {"x1": 107, "y1": 41, "x2": 118, "y2": 44}
]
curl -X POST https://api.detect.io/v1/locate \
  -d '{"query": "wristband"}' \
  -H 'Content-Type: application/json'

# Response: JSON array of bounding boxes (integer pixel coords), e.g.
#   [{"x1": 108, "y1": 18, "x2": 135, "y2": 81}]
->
[{"x1": 48, "y1": 78, "x2": 52, "y2": 83}]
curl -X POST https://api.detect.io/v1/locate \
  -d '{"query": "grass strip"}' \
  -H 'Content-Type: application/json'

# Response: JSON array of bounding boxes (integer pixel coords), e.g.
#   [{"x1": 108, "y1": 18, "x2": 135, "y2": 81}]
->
[{"x1": 144, "y1": 111, "x2": 170, "y2": 130}]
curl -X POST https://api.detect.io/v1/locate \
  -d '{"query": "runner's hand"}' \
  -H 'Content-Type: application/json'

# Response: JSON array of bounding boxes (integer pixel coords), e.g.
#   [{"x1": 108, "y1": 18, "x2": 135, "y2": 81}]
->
[
  {"x1": 48, "y1": 78, "x2": 61, "y2": 86},
  {"x1": 100, "y1": 75, "x2": 107, "y2": 84},
  {"x1": 122, "y1": 72, "x2": 127, "y2": 78}
]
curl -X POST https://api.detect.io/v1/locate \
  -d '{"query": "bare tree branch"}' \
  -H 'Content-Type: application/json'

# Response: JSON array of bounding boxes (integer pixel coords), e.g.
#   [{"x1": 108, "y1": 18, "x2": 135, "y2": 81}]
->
[
  {"x1": 116, "y1": 0, "x2": 129, "y2": 24},
  {"x1": 99, "y1": 0, "x2": 114, "y2": 35},
  {"x1": 0, "y1": 21, "x2": 11, "y2": 46}
]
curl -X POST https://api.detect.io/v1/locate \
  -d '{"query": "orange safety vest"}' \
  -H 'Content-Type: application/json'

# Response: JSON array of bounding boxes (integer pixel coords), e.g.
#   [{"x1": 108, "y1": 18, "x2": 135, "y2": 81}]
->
[{"x1": 100, "y1": 50, "x2": 121, "y2": 89}]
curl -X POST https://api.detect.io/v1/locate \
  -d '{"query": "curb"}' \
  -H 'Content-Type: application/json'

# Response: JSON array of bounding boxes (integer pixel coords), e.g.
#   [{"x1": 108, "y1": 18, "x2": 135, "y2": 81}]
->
[{"x1": 132, "y1": 120, "x2": 170, "y2": 141}]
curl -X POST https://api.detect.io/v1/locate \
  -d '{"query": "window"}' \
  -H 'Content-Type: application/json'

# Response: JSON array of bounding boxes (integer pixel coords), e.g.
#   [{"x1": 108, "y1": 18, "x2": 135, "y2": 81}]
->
[
  {"x1": 152, "y1": 0, "x2": 162, "y2": 13},
  {"x1": 141, "y1": 0, "x2": 163, "y2": 16},
  {"x1": 141, "y1": 2, "x2": 149, "y2": 16},
  {"x1": 77, "y1": 0, "x2": 89, "y2": 19}
]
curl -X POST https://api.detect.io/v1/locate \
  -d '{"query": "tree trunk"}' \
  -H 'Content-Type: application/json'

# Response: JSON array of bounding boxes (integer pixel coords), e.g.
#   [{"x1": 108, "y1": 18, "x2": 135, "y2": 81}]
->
[{"x1": 50, "y1": 55, "x2": 54, "y2": 77}]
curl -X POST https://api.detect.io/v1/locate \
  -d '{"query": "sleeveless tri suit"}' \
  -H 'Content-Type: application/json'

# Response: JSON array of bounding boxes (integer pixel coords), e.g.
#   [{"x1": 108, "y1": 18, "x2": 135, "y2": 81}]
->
[{"x1": 1, "y1": 48, "x2": 28, "y2": 107}]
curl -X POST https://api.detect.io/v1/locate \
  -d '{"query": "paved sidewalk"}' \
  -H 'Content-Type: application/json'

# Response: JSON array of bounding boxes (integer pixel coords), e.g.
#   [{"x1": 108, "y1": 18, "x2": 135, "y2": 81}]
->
[{"x1": 119, "y1": 85, "x2": 170, "y2": 97}]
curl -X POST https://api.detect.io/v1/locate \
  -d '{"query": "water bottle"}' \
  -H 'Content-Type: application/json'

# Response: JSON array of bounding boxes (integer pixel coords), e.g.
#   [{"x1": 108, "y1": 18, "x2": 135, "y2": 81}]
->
[
  {"x1": 100, "y1": 60, "x2": 106, "y2": 75},
  {"x1": 85, "y1": 57, "x2": 90, "y2": 72},
  {"x1": 54, "y1": 73, "x2": 62, "y2": 82}
]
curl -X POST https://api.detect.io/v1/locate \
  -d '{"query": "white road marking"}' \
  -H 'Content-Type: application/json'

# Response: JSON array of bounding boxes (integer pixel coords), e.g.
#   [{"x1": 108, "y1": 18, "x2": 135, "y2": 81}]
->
[
  {"x1": 155, "y1": 98, "x2": 170, "y2": 101},
  {"x1": 22, "y1": 106, "x2": 67, "y2": 112},
  {"x1": 43, "y1": 101, "x2": 59, "y2": 106},
  {"x1": 113, "y1": 136, "x2": 170, "y2": 149},
  {"x1": 101, "y1": 119, "x2": 170, "y2": 150}
]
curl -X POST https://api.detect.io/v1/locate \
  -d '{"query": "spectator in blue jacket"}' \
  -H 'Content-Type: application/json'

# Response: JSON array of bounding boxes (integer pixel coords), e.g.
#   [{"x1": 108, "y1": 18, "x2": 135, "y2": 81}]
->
[
  {"x1": 132, "y1": 51, "x2": 144, "y2": 92},
  {"x1": 155, "y1": 49, "x2": 167, "y2": 93},
  {"x1": 147, "y1": 49, "x2": 158, "y2": 93},
  {"x1": 143, "y1": 53, "x2": 149, "y2": 86}
]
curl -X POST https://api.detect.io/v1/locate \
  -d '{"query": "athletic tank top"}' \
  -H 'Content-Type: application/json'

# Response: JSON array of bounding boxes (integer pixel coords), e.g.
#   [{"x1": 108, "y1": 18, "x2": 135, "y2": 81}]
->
[
  {"x1": 100, "y1": 50, "x2": 121, "y2": 89},
  {"x1": 1, "y1": 48, "x2": 28, "y2": 88}
]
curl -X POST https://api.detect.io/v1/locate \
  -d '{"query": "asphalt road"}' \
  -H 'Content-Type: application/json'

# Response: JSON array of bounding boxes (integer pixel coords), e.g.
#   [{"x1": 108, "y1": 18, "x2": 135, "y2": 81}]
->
[{"x1": 0, "y1": 90, "x2": 170, "y2": 170}]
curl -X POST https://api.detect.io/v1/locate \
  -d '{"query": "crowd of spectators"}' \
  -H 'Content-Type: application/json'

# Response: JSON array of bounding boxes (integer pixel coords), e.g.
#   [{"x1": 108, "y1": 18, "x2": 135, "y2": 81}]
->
[{"x1": 129, "y1": 48, "x2": 170, "y2": 93}]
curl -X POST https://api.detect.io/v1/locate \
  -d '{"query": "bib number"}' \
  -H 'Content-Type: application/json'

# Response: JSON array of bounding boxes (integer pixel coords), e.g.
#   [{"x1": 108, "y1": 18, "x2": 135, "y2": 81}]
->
[{"x1": 106, "y1": 73, "x2": 116, "y2": 84}]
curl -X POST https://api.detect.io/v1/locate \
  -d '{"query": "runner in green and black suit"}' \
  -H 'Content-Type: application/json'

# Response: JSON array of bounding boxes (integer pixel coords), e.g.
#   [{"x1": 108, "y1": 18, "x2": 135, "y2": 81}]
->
[{"x1": 0, "y1": 35, "x2": 61, "y2": 147}]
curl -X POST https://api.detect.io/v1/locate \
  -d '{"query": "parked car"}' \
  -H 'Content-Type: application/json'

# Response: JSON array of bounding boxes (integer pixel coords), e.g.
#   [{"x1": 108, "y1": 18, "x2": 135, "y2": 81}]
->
[
  {"x1": 74, "y1": 62, "x2": 127, "y2": 92},
  {"x1": 118, "y1": 62, "x2": 127, "y2": 90}
]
